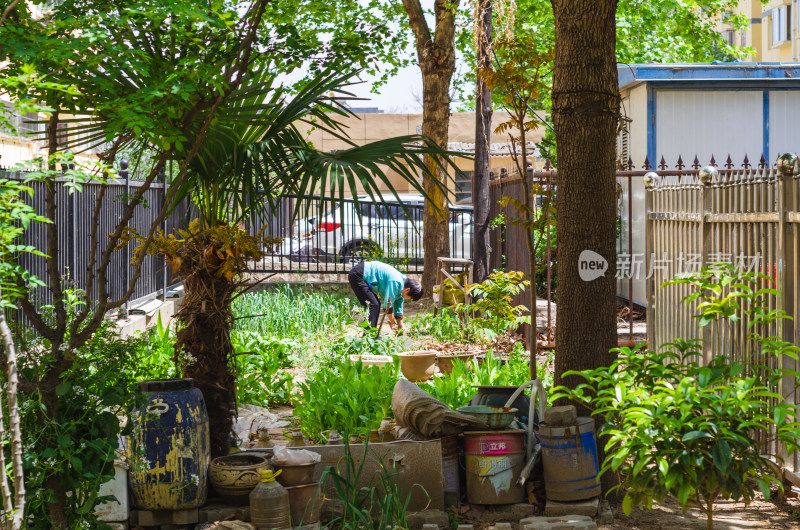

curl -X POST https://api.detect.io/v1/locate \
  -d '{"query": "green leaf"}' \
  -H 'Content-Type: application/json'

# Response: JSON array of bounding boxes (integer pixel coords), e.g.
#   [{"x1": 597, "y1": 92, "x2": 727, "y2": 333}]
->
[
  {"x1": 55, "y1": 381, "x2": 73, "y2": 397},
  {"x1": 71, "y1": 456, "x2": 83, "y2": 474},
  {"x1": 712, "y1": 439, "x2": 732, "y2": 473},
  {"x1": 658, "y1": 458, "x2": 668, "y2": 476},
  {"x1": 622, "y1": 492, "x2": 633, "y2": 515},
  {"x1": 682, "y1": 430, "x2": 712, "y2": 442},
  {"x1": 677, "y1": 481, "x2": 691, "y2": 506}
]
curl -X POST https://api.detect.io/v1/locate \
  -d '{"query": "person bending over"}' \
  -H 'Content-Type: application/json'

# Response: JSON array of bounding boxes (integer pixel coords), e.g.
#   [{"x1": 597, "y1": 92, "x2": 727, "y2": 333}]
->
[{"x1": 348, "y1": 260, "x2": 422, "y2": 330}]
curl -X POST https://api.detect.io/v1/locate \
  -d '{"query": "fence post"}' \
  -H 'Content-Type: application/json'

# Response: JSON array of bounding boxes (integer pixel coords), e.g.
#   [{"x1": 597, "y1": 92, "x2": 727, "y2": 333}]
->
[
  {"x1": 62, "y1": 150, "x2": 76, "y2": 288},
  {"x1": 160, "y1": 166, "x2": 167, "y2": 301},
  {"x1": 777, "y1": 153, "x2": 799, "y2": 470},
  {"x1": 698, "y1": 165, "x2": 716, "y2": 364},
  {"x1": 120, "y1": 158, "x2": 129, "y2": 313},
  {"x1": 644, "y1": 172, "x2": 657, "y2": 348}
]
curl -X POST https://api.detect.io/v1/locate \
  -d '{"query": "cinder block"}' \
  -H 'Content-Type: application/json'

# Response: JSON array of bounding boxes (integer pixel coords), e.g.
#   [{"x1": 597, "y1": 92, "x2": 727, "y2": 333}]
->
[
  {"x1": 422, "y1": 525, "x2": 440, "y2": 530},
  {"x1": 544, "y1": 497, "x2": 599, "y2": 517},
  {"x1": 133, "y1": 508, "x2": 198, "y2": 526},
  {"x1": 520, "y1": 515, "x2": 596, "y2": 530},
  {"x1": 408, "y1": 509, "x2": 450, "y2": 529},
  {"x1": 597, "y1": 499, "x2": 613, "y2": 524},
  {"x1": 543, "y1": 406, "x2": 577, "y2": 427}
]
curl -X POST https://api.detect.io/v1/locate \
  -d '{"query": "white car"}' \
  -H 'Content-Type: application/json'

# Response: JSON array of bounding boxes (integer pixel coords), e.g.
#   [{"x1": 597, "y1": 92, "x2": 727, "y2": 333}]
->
[{"x1": 280, "y1": 193, "x2": 473, "y2": 264}]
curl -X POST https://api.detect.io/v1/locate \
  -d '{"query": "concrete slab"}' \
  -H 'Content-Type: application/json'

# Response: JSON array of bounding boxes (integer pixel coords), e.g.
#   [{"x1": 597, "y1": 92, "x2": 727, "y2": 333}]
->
[
  {"x1": 520, "y1": 515, "x2": 597, "y2": 530},
  {"x1": 544, "y1": 497, "x2": 599, "y2": 517}
]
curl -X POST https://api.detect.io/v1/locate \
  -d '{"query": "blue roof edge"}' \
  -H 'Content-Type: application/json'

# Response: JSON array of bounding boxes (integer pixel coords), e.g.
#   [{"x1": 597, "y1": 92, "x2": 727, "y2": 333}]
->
[{"x1": 618, "y1": 63, "x2": 800, "y2": 89}]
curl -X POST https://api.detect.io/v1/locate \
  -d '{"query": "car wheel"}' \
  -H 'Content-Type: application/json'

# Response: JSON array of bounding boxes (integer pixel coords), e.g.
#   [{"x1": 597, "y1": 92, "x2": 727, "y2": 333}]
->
[{"x1": 341, "y1": 241, "x2": 380, "y2": 265}]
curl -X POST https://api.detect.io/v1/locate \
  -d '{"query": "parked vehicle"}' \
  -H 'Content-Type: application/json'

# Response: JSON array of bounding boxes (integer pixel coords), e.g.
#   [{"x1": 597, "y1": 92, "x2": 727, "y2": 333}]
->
[{"x1": 280, "y1": 194, "x2": 473, "y2": 264}]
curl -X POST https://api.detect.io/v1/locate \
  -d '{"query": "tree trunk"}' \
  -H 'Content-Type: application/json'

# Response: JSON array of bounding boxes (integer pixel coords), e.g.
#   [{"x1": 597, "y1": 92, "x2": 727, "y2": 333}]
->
[
  {"x1": 174, "y1": 236, "x2": 238, "y2": 459},
  {"x1": 402, "y1": 0, "x2": 459, "y2": 296},
  {"x1": 550, "y1": 0, "x2": 620, "y2": 494},
  {"x1": 472, "y1": 0, "x2": 492, "y2": 285},
  {"x1": 0, "y1": 308, "x2": 25, "y2": 530}
]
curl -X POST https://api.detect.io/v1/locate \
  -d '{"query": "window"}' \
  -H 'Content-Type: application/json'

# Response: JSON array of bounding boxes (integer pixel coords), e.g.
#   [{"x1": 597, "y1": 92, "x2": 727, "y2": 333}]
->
[
  {"x1": 454, "y1": 170, "x2": 472, "y2": 204},
  {"x1": 723, "y1": 29, "x2": 735, "y2": 47},
  {"x1": 0, "y1": 101, "x2": 42, "y2": 139},
  {"x1": 771, "y1": 5, "x2": 790, "y2": 47}
]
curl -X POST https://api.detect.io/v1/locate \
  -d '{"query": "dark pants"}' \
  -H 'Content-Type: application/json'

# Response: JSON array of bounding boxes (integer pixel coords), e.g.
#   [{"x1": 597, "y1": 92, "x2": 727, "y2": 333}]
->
[{"x1": 348, "y1": 261, "x2": 380, "y2": 327}]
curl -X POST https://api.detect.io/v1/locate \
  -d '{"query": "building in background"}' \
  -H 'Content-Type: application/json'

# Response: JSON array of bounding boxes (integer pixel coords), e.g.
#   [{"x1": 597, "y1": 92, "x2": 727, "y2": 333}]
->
[
  {"x1": 723, "y1": 0, "x2": 800, "y2": 62},
  {"x1": 299, "y1": 111, "x2": 545, "y2": 205},
  {"x1": 616, "y1": 62, "x2": 800, "y2": 306}
]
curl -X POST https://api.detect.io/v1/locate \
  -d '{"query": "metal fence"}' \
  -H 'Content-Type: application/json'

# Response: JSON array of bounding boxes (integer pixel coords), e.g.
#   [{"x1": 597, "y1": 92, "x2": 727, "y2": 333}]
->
[
  {"x1": 6, "y1": 169, "x2": 186, "y2": 309},
  {"x1": 8, "y1": 169, "x2": 476, "y2": 311},
  {"x1": 645, "y1": 159, "x2": 800, "y2": 472},
  {"x1": 248, "y1": 195, "x2": 474, "y2": 275}
]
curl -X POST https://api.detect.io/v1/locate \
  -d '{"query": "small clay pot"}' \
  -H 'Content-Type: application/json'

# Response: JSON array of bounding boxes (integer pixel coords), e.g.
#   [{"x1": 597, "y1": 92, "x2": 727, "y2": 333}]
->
[
  {"x1": 396, "y1": 350, "x2": 438, "y2": 382},
  {"x1": 274, "y1": 462, "x2": 317, "y2": 487},
  {"x1": 436, "y1": 352, "x2": 476, "y2": 375},
  {"x1": 209, "y1": 453, "x2": 272, "y2": 505}
]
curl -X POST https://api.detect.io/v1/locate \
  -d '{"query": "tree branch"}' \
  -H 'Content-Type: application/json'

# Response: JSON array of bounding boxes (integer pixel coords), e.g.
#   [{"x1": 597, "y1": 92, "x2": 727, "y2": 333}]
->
[
  {"x1": 401, "y1": 0, "x2": 432, "y2": 59},
  {"x1": 0, "y1": 0, "x2": 21, "y2": 29}
]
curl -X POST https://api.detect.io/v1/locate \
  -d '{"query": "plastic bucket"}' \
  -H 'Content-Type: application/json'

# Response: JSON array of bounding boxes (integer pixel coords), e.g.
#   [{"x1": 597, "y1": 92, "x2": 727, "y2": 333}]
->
[
  {"x1": 464, "y1": 430, "x2": 525, "y2": 504},
  {"x1": 539, "y1": 417, "x2": 600, "y2": 501},
  {"x1": 128, "y1": 379, "x2": 210, "y2": 510}
]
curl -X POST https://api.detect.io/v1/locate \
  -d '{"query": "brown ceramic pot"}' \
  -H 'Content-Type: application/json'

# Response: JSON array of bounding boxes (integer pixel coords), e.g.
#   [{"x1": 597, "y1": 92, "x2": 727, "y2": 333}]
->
[
  {"x1": 285, "y1": 481, "x2": 323, "y2": 524},
  {"x1": 209, "y1": 453, "x2": 272, "y2": 505},
  {"x1": 396, "y1": 350, "x2": 438, "y2": 382},
  {"x1": 274, "y1": 462, "x2": 317, "y2": 487},
  {"x1": 436, "y1": 352, "x2": 476, "y2": 375}
]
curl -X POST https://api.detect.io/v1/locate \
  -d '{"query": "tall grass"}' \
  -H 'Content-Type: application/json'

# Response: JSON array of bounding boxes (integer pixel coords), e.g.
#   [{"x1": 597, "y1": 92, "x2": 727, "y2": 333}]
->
[{"x1": 232, "y1": 284, "x2": 354, "y2": 338}]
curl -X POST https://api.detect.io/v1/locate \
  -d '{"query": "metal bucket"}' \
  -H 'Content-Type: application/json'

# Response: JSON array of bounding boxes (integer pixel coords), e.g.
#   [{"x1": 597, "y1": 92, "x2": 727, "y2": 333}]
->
[
  {"x1": 539, "y1": 417, "x2": 600, "y2": 501},
  {"x1": 128, "y1": 378, "x2": 210, "y2": 510},
  {"x1": 464, "y1": 430, "x2": 525, "y2": 504}
]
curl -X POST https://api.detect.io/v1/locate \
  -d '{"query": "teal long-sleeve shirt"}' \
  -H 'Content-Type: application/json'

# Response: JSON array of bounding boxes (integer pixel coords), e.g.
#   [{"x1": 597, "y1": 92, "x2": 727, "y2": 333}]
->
[{"x1": 362, "y1": 261, "x2": 406, "y2": 316}]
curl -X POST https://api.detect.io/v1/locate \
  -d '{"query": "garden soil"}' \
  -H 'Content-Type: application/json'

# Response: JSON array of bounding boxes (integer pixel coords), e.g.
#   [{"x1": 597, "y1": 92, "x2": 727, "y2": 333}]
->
[{"x1": 599, "y1": 494, "x2": 800, "y2": 529}]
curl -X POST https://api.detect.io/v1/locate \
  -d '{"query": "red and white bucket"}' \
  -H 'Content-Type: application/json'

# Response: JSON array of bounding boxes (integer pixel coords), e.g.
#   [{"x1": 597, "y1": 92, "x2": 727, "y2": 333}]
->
[{"x1": 464, "y1": 430, "x2": 525, "y2": 504}]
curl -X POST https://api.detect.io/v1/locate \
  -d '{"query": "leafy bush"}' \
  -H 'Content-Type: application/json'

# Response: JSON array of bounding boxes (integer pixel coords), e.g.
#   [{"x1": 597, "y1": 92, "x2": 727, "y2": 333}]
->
[
  {"x1": 555, "y1": 264, "x2": 800, "y2": 530},
  {"x1": 231, "y1": 330, "x2": 294, "y2": 406},
  {"x1": 17, "y1": 319, "x2": 146, "y2": 528},
  {"x1": 132, "y1": 313, "x2": 181, "y2": 381},
  {"x1": 420, "y1": 345, "x2": 545, "y2": 410},
  {"x1": 293, "y1": 359, "x2": 400, "y2": 442},
  {"x1": 406, "y1": 307, "x2": 466, "y2": 343}
]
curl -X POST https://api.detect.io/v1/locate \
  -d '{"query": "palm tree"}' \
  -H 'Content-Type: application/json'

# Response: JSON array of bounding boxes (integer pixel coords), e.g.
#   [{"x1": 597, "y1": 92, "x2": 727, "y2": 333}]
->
[{"x1": 151, "y1": 65, "x2": 452, "y2": 457}]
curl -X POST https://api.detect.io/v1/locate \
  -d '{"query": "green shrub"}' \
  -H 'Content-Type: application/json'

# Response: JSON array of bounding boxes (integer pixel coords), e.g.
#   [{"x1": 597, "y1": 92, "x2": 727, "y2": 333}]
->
[
  {"x1": 231, "y1": 330, "x2": 295, "y2": 406},
  {"x1": 420, "y1": 345, "x2": 547, "y2": 410},
  {"x1": 18, "y1": 320, "x2": 146, "y2": 529},
  {"x1": 406, "y1": 307, "x2": 466, "y2": 343},
  {"x1": 555, "y1": 264, "x2": 800, "y2": 530},
  {"x1": 293, "y1": 359, "x2": 400, "y2": 442}
]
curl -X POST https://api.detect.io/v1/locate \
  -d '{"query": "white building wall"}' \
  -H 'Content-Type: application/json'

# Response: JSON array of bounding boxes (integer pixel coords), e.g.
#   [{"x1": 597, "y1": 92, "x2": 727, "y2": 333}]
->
[
  {"x1": 656, "y1": 90, "x2": 764, "y2": 165},
  {"x1": 769, "y1": 91, "x2": 800, "y2": 157}
]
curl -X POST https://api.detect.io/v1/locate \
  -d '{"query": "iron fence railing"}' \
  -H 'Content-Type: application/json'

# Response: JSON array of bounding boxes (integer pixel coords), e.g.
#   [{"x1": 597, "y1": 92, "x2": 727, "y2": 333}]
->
[
  {"x1": 248, "y1": 195, "x2": 474, "y2": 275},
  {"x1": 6, "y1": 169, "x2": 186, "y2": 310},
  {"x1": 645, "y1": 158, "x2": 800, "y2": 473},
  {"x1": 6, "y1": 169, "x2": 475, "y2": 310}
]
